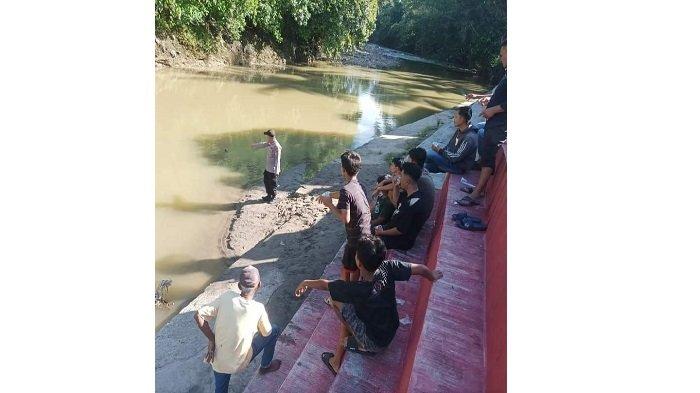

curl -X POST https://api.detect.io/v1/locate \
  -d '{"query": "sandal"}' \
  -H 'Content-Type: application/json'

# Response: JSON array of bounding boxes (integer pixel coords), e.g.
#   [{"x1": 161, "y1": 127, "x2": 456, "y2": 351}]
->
[
  {"x1": 456, "y1": 195, "x2": 480, "y2": 206},
  {"x1": 456, "y1": 220, "x2": 487, "y2": 231},
  {"x1": 321, "y1": 352, "x2": 338, "y2": 376},
  {"x1": 451, "y1": 212, "x2": 481, "y2": 222},
  {"x1": 345, "y1": 336, "x2": 376, "y2": 356}
]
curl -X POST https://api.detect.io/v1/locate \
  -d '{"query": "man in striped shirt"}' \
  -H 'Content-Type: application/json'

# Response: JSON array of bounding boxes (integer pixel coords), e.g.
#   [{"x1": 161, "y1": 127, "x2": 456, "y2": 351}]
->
[{"x1": 425, "y1": 106, "x2": 478, "y2": 174}]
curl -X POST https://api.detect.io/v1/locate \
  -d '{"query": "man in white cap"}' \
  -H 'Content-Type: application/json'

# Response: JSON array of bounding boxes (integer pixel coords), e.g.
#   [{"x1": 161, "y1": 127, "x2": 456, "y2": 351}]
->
[
  {"x1": 251, "y1": 129, "x2": 282, "y2": 203},
  {"x1": 194, "y1": 265, "x2": 281, "y2": 393}
]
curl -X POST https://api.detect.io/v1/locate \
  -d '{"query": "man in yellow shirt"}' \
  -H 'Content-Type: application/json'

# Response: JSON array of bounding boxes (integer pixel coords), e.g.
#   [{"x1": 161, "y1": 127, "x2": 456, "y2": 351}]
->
[{"x1": 194, "y1": 265, "x2": 281, "y2": 393}]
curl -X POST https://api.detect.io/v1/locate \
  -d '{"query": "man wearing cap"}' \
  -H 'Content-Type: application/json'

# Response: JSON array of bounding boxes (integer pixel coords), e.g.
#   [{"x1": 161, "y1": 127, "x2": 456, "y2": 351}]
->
[
  {"x1": 194, "y1": 265, "x2": 281, "y2": 393},
  {"x1": 251, "y1": 129, "x2": 282, "y2": 203}
]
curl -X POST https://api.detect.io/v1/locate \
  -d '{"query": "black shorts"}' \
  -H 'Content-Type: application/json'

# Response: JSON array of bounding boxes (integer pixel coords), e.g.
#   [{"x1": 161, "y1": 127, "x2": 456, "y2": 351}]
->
[
  {"x1": 342, "y1": 243, "x2": 359, "y2": 271},
  {"x1": 480, "y1": 125, "x2": 507, "y2": 170}
]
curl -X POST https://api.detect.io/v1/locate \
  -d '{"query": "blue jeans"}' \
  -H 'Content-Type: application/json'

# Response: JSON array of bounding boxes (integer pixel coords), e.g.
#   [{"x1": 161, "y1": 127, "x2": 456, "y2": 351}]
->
[
  {"x1": 425, "y1": 149, "x2": 463, "y2": 174},
  {"x1": 213, "y1": 325, "x2": 280, "y2": 393}
]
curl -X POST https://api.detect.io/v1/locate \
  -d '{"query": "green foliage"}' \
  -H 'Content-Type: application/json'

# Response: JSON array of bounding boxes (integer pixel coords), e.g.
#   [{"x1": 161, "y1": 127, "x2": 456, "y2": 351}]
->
[
  {"x1": 155, "y1": 0, "x2": 379, "y2": 59},
  {"x1": 371, "y1": 0, "x2": 506, "y2": 80}
]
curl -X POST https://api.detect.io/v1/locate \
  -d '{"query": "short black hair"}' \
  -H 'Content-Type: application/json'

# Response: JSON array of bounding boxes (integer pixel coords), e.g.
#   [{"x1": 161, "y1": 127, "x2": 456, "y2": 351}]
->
[
  {"x1": 356, "y1": 235, "x2": 387, "y2": 272},
  {"x1": 456, "y1": 106, "x2": 472, "y2": 122},
  {"x1": 401, "y1": 161, "x2": 422, "y2": 183},
  {"x1": 408, "y1": 147, "x2": 427, "y2": 168},
  {"x1": 391, "y1": 157, "x2": 403, "y2": 168},
  {"x1": 340, "y1": 150, "x2": 362, "y2": 176}
]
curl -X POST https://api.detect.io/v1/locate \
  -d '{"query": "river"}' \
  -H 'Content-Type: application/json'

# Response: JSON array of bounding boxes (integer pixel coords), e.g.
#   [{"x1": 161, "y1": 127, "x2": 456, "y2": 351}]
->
[{"x1": 155, "y1": 58, "x2": 486, "y2": 329}]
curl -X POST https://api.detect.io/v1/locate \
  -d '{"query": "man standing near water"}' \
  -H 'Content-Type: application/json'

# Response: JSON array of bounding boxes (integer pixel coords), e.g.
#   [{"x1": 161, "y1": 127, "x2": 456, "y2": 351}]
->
[
  {"x1": 464, "y1": 38, "x2": 507, "y2": 203},
  {"x1": 317, "y1": 151, "x2": 372, "y2": 282},
  {"x1": 194, "y1": 265, "x2": 282, "y2": 393},
  {"x1": 251, "y1": 130, "x2": 282, "y2": 203}
]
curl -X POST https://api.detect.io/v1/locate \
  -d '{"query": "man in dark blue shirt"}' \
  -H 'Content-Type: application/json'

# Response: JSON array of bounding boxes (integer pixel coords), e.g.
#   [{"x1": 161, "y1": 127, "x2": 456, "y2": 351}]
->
[{"x1": 465, "y1": 38, "x2": 507, "y2": 202}]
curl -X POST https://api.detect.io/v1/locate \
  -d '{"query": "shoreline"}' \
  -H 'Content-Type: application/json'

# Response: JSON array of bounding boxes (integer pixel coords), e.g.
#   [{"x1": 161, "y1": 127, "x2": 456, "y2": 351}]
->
[{"x1": 155, "y1": 107, "x2": 462, "y2": 392}]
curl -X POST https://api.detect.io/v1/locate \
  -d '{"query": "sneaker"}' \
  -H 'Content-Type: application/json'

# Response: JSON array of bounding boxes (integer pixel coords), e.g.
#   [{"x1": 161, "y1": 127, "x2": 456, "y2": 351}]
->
[
  {"x1": 259, "y1": 359, "x2": 281, "y2": 374},
  {"x1": 261, "y1": 195, "x2": 271, "y2": 202}
]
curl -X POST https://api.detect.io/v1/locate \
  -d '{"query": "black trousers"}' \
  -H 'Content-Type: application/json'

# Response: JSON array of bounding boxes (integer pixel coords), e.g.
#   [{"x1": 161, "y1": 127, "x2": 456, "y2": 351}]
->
[{"x1": 263, "y1": 170, "x2": 278, "y2": 198}]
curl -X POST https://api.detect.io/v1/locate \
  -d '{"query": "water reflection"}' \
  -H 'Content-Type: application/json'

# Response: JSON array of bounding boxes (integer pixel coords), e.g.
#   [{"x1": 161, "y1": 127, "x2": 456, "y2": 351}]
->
[{"x1": 196, "y1": 129, "x2": 354, "y2": 188}]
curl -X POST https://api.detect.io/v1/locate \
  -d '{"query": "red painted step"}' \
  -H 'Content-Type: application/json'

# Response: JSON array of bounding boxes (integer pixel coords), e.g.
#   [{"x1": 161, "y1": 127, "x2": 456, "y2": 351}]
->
[{"x1": 404, "y1": 173, "x2": 487, "y2": 393}]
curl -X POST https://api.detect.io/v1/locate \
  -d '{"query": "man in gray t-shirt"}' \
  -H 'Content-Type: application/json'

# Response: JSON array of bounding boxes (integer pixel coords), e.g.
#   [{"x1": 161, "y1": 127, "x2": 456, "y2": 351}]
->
[
  {"x1": 317, "y1": 151, "x2": 371, "y2": 282},
  {"x1": 406, "y1": 148, "x2": 435, "y2": 217}
]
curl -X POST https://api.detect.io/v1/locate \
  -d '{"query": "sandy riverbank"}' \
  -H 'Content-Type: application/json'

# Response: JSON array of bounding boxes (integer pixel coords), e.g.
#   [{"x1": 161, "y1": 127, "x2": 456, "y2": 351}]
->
[{"x1": 155, "y1": 107, "x2": 464, "y2": 393}]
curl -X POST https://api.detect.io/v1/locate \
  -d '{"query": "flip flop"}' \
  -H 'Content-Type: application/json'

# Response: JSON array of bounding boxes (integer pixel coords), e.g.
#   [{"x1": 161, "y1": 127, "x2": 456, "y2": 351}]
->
[
  {"x1": 456, "y1": 195, "x2": 480, "y2": 206},
  {"x1": 460, "y1": 216, "x2": 483, "y2": 226},
  {"x1": 456, "y1": 220, "x2": 487, "y2": 231},
  {"x1": 451, "y1": 212, "x2": 481, "y2": 222},
  {"x1": 321, "y1": 352, "x2": 338, "y2": 376},
  {"x1": 345, "y1": 336, "x2": 376, "y2": 356}
]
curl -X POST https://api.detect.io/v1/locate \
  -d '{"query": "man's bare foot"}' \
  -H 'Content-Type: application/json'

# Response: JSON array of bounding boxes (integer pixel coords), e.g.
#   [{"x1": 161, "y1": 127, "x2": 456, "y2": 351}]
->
[{"x1": 259, "y1": 359, "x2": 281, "y2": 374}]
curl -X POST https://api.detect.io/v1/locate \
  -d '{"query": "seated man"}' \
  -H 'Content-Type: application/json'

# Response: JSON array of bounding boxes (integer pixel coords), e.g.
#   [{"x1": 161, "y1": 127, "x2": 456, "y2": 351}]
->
[
  {"x1": 374, "y1": 162, "x2": 431, "y2": 250},
  {"x1": 406, "y1": 147, "x2": 435, "y2": 217},
  {"x1": 194, "y1": 266, "x2": 281, "y2": 393},
  {"x1": 371, "y1": 175, "x2": 395, "y2": 227},
  {"x1": 425, "y1": 105, "x2": 478, "y2": 174},
  {"x1": 294, "y1": 235, "x2": 443, "y2": 375}
]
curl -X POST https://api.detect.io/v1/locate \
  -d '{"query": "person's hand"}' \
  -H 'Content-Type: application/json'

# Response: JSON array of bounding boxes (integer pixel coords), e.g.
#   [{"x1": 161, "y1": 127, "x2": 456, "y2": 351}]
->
[
  {"x1": 374, "y1": 225, "x2": 383, "y2": 235},
  {"x1": 429, "y1": 270, "x2": 444, "y2": 282},
  {"x1": 431, "y1": 143, "x2": 440, "y2": 152},
  {"x1": 465, "y1": 93, "x2": 478, "y2": 100},
  {"x1": 204, "y1": 340, "x2": 216, "y2": 363},
  {"x1": 478, "y1": 97, "x2": 490, "y2": 107},
  {"x1": 316, "y1": 195, "x2": 333, "y2": 207},
  {"x1": 294, "y1": 280, "x2": 309, "y2": 297},
  {"x1": 481, "y1": 106, "x2": 498, "y2": 119}
]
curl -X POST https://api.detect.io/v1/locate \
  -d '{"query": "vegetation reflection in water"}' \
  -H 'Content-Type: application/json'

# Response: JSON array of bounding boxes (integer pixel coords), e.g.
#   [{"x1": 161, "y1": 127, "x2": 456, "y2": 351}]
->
[{"x1": 196, "y1": 128, "x2": 354, "y2": 188}]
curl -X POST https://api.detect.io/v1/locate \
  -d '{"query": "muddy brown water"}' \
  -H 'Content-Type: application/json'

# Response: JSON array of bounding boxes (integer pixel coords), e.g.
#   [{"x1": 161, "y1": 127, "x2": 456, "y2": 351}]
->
[{"x1": 156, "y1": 60, "x2": 486, "y2": 329}]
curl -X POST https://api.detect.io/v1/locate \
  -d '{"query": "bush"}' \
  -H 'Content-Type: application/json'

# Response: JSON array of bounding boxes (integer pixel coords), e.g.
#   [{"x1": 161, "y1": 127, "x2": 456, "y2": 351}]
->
[
  {"x1": 155, "y1": 0, "x2": 379, "y2": 59},
  {"x1": 371, "y1": 0, "x2": 506, "y2": 81}
]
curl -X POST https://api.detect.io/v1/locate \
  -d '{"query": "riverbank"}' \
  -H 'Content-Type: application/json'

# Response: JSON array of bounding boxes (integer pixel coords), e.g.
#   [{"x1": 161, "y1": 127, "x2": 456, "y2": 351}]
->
[
  {"x1": 155, "y1": 37, "x2": 467, "y2": 72},
  {"x1": 155, "y1": 108, "x2": 462, "y2": 393}
]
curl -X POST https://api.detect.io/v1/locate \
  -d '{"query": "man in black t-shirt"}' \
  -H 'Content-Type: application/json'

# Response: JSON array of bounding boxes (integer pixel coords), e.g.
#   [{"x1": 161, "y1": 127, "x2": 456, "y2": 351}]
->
[
  {"x1": 317, "y1": 150, "x2": 371, "y2": 282},
  {"x1": 406, "y1": 147, "x2": 435, "y2": 218},
  {"x1": 374, "y1": 162, "x2": 431, "y2": 250},
  {"x1": 465, "y1": 38, "x2": 507, "y2": 203},
  {"x1": 294, "y1": 236, "x2": 443, "y2": 375},
  {"x1": 371, "y1": 175, "x2": 395, "y2": 226}
]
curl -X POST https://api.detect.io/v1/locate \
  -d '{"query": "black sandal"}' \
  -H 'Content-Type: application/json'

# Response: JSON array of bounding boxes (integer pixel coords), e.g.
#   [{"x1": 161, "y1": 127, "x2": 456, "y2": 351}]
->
[{"x1": 321, "y1": 352, "x2": 338, "y2": 376}]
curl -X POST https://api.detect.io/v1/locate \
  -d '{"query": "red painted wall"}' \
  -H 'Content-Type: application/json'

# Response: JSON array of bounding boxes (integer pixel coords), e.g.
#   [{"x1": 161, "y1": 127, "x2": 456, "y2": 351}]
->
[
  {"x1": 397, "y1": 175, "x2": 450, "y2": 393},
  {"x1": 484, "y1": 144, "x2": 507, "y2": 393}
]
